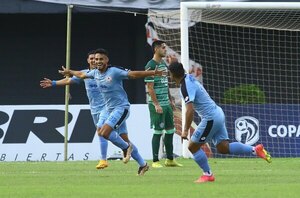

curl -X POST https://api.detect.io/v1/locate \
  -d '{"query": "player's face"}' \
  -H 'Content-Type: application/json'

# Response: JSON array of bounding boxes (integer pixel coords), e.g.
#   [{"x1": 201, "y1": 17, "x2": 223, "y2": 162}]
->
[
  {"x1": 87, "y1": 54, "x2": 96, "y2": 69},
  {"x1": 95, "y1": 53, "x2": 109, "y2": 72},
  {"x1": 156, "y1": 43, "x2": 167, "y2": 57}
]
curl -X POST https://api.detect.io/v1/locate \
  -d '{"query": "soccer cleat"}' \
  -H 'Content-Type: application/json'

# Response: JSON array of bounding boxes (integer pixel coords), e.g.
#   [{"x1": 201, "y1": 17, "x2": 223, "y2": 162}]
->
[
  {"x1": 137, "y1": 163, "x2": 149, "y2": 176},
  {"x1": 152, "y1": 161, "x2": 163, "y2": 168},
  {"x1": 96, "y1": 160, "x2": 109, "y2": 169},
  {"x1": 255, "y1": 144, "x2": 272, "y2": 163},
  {"x1": 164, "y1": 159, "x2": 183, "y2": 167},
  {"x1": 122, "y1": 143, "x2": 133, "y2": 164},
  {"x1": 194, "y1": 174, "x2": 215, "y2": 183}
]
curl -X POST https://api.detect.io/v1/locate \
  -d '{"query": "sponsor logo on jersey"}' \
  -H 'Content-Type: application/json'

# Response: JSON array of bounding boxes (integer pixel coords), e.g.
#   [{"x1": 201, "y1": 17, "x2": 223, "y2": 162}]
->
[{"x1": 106, "y1": 76, "x2": 112, "y2": 82}]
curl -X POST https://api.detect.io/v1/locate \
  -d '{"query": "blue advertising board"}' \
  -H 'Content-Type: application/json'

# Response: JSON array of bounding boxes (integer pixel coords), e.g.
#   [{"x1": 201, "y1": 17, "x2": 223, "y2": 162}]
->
[{"x1": 221, "y1": 104, "x2": 300, "y2": 157}]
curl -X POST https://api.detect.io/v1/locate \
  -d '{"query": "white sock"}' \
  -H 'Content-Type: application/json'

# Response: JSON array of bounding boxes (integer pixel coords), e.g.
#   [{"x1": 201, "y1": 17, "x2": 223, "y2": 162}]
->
[
  {"x1": 252, "y1": 147, "x2": 256, "y2": 155},
  {"x1": 203, "y1": 171, "x2": 212, "y2": 176}
]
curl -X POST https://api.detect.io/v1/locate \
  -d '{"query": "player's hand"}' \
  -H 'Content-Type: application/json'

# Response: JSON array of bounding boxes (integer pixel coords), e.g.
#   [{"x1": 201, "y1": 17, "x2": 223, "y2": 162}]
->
[
  {"x1": 40, "y1": 78, "x2": 52, "y2": 88},
  {"x1": 153, "y1": 66, "x2": 168, "y2": 77},
  {"x1": 154, "y1": 104, "x2": 163, "y2": 114},
  {"x1": 58, "y1": 66, "x2": 70, "y2": 77},
  {"x1": 181, "y1": 130, "x2": 189, "y2": 143}
]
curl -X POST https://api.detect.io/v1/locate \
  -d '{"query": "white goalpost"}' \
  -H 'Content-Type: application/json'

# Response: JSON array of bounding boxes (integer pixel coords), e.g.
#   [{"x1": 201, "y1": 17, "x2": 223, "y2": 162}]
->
[{"x1": 148, "y1": 2, "x2": 300, "y2": 158}]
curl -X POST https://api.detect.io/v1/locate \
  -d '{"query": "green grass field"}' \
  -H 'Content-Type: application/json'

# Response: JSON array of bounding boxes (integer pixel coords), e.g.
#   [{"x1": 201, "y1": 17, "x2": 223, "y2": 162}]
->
[{"x1": 0, "y1": 158, "x2": 299, "y2": 198}]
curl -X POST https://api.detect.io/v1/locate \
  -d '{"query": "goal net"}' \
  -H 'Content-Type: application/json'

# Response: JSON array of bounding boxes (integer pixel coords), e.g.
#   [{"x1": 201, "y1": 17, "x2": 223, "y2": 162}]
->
[{"x1": 147, "y1": 2, "x2": 300, "y2": 158}]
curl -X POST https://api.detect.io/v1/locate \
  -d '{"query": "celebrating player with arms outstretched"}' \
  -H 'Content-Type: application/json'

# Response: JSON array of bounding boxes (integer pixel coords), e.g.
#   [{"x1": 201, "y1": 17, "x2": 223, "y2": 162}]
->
[
  {"x1": 59, "y1": 48, "x2": 164, "y2": 175},
  {"x1": 40, "y1": 50, "x2": 109, "y2": 169}
]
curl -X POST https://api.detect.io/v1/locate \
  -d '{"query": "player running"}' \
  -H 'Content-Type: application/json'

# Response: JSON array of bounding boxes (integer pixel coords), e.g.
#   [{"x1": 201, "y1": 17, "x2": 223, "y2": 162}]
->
[{"x1": 58, "y1": 48, "x2": 164, "y2": 175}]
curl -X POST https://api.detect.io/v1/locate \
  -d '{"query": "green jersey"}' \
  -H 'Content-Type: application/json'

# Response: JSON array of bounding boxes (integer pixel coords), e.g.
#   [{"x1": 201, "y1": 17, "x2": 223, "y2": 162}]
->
[{"x1": 145, "y1": 59, "x2": 170, "y2": 106}]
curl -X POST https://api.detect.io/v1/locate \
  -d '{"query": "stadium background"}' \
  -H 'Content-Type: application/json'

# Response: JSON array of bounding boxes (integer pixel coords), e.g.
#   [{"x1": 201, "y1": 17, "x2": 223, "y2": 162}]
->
[
  {"x1": 1, "y1": 0, "x2": 299, "y2": 105},
  {"x1": 0, "y1": 2, "x2": 151, "y2": 105}
]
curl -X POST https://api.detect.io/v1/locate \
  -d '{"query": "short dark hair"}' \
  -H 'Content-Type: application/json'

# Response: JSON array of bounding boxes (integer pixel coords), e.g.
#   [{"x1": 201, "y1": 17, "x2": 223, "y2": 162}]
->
[
  {"x1": 94, "y1": 48, "x2": 109, "y2": 56},
  {"x1": 87, "y1": 50, "x2": 95, "y2": 57},
  {"x1": 151, "y1": 40, "x2": 165, "y2": 53},
  {"x1": 169, "y1": 61, "x2": 185, "y2": 78}
]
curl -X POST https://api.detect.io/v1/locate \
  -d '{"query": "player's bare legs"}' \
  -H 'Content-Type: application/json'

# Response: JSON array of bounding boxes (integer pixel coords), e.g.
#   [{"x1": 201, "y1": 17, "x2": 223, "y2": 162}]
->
[
  {"x1": 120, "y1": 134, "x2": 149, "y2": 176},
  {"x1": 216, "y1": 140, "x2": 230, "y2": 154},
  {"x1": 98, "y1": 124, "x2": 113, "y2": 139},
  {"x1": 97, "y1": 125, "x2": 132, "y2": 163}
]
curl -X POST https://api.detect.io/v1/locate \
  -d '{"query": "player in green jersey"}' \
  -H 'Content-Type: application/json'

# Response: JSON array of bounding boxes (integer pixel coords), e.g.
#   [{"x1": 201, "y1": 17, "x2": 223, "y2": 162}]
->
[{"x1": 145, "y1": 40, "x2": 182, "y2": 168}]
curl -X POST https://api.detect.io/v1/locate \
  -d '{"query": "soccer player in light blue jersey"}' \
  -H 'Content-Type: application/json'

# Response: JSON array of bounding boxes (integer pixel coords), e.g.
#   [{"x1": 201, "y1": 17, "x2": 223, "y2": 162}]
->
[
  {"x1": 58, "y1": 48, "x2": 164, "y2": 175},
  {"x1": 168, "y1": 62, "x2": 272, "y2": 183},
  {"x1": 40, "y1": 50, "x2": 109, "y2": 169}
]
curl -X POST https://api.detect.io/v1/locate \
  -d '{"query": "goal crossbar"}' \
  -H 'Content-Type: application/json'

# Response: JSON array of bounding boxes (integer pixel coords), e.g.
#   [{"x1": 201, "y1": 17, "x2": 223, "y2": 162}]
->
[
  {"x1": 181, "y1": 2, "x2": 300, "y2": 10},
  {"x1": 181, "y1": 2, "x2": 300, "y2": 72}
]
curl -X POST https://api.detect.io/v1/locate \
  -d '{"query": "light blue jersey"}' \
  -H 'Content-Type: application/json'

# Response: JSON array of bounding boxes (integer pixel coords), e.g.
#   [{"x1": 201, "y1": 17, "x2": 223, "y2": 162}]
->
[
  {"x1": 180, "y1": 74, "x2": 229, "y2": 145},
  {"x1": 71, "y1": 69, "x2": 109, "y2": 161},
  {"x1": 177, "y1": 74, "x2": 255, "y2": 176},
  {"x1": 71, "y1": 69, "x2": 105, "y2": 115},
  {"x1": 85, "y1": 65, "x2": 146, "y2": 167},
  {"x1": 86, "y1": 66, "x2": 130, "y2": 112},
  {"x1": 180, "y1": 74, "x2": 217, "y2": 119}
]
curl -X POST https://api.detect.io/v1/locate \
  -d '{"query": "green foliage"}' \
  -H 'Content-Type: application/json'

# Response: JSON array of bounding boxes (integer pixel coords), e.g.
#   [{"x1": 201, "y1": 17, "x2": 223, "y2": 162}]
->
[{"x1": 223, "y1": 84, "x2": 266, "y2": 104}]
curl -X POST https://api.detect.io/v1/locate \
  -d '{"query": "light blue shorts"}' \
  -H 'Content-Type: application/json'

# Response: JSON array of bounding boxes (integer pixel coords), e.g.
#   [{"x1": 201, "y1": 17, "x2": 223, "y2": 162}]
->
[
  {"x1": 191, "y1": 106, "x2": 229, "y2": 146},
  {"x1": 98, "y1": 107, "x2": 129, "y2": 135},
  {"x1": 94, "y1": 110, "x2": 109, "y2": 128},
  {"x1": 91, "y1": 113, "x2": 100, "y2": 127}
]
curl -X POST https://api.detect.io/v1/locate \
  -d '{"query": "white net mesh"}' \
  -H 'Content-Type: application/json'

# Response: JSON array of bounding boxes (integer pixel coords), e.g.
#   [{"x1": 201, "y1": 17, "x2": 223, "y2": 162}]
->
[{"x1": 147, "y1": 8, "x2": 300, "y2": 158}]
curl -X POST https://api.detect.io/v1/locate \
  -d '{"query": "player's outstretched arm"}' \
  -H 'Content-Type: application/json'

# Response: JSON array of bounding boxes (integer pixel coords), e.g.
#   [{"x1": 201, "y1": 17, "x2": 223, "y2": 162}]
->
[
  {"x1": 58, "y1": 66, "x2": 88, "y2": 79},
  {"x1": 40, "y1": 77, "x2": 73, "y2": 88},
  {"x1": 128, "y1": 66, "x2": 165, "y2": 79}
]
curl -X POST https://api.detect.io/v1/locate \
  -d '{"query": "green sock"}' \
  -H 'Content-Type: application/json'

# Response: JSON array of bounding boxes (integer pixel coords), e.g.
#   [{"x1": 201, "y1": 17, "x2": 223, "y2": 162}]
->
[
  {"x1": 152, "y1": 134, "x2": 162, "y2": 162},
  {"x1": 164, "y1": 133, "x2": 174, "y2": 160}
]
